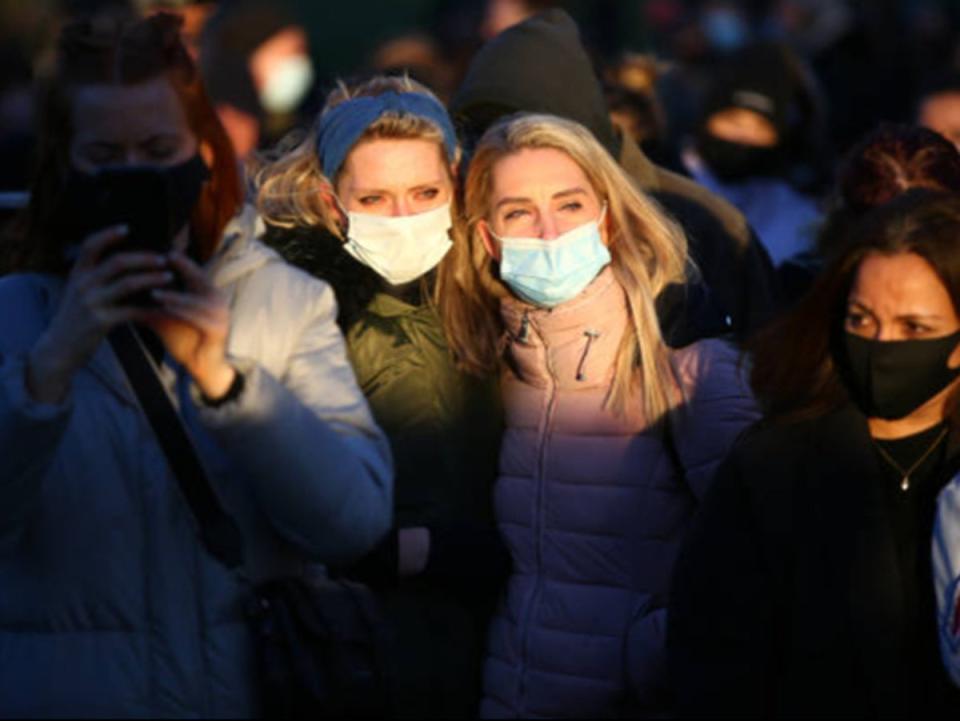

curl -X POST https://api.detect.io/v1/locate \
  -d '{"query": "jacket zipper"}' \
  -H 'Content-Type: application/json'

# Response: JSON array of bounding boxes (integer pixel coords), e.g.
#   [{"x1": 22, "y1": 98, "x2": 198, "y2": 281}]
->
[
  {"x1": 516, "y1": 315, "x2": 557, "y2": 713},
  {"x1": 575, "y1": 329, "x2": 601, "y2": 381},
  {"x1": 517, "y1": 310, "x2": 530, "y2": 342}
]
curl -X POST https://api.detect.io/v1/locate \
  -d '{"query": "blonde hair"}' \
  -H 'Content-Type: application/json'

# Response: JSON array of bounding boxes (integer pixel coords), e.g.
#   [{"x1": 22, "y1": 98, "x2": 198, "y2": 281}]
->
[
  {"x1": 254, "y1": 75, "x2": 461, "y2": 243},
  {"x1": 438, "y1": 113, "x2": 690, "y2": 420}
]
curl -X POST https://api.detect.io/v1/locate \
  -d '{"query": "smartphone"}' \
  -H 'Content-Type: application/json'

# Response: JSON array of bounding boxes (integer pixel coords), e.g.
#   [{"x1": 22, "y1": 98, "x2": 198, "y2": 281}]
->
[{"x1": 84, "y1": 166, "x2": 185, "y2": 304}]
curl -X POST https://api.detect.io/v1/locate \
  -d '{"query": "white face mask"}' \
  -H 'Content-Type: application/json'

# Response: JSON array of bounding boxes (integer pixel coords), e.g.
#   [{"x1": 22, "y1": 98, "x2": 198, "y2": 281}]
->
[
  {"x1": 343, "y1": 202, "x2": 453, "y2": 286},
  {"x1": 259, "y1": 54, "x2": 314, "y2": 114}
]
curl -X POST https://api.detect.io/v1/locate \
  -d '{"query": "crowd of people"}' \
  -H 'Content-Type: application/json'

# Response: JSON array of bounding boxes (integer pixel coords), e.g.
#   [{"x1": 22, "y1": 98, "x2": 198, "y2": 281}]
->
[{"x1": 4, "y1": 0, "x2": 960, "y2": 718}]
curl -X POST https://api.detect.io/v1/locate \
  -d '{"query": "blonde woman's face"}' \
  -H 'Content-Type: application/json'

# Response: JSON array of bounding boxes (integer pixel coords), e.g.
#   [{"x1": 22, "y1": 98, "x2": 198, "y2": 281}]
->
[
  {"x1": 336, "y1": 138, "x2": 452, "y2": 216},
  {"x1": 486, "y1": 147, "x2": 605, "y2": 242}
]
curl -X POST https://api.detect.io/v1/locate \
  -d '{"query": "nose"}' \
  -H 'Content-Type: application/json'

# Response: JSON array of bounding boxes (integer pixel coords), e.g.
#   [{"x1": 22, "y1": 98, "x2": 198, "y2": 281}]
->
[
  {"x1": 876, "y1": 324, "x2": 897, "y2": 342},
  {"x1": 392, "y1": 196, "x2": 413, "y2": 217},
  {"x1": 540, "y1": 211, "x2": 561, "y2": 240}
]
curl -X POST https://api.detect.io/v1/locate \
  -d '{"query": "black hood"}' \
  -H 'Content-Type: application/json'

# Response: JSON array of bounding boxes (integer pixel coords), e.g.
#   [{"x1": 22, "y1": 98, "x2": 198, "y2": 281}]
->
[{"x1": 450, "y1": 8, "x2": 619, "y2": 157}]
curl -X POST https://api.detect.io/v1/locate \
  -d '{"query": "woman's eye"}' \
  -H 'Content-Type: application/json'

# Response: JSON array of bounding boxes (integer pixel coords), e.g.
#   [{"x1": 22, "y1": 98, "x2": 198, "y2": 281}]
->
[
  {"x1": 904, "y1": 321, "x2": 931, "y2": 335},
  {"x1": 147, "y1": 146, "x2": 176, "y2": 161},
  {"x1": 85, "y1": 147, "x2": 122, "y2": 166},
  {"x1": 359, "y1": 196, "x2": 382, "y2": 206},
  {"x1": 560, "y1": 201, "x2": 583, "y2": 212},
  {"x1": 503, "y1": 208, "x2": 528, "y2": 221},
  {"x1": 845, "y1": 312, "x2": 869, "y2": 330},
  {"x1": 417, "y1": 187, "x2": 439, "y2": 200}
]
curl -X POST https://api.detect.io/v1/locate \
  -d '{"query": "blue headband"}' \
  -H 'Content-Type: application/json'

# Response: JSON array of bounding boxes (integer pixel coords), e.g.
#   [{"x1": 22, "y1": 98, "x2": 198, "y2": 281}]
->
[{"x1": 316, "y1": 91, "x2": 458, "y2": 180}]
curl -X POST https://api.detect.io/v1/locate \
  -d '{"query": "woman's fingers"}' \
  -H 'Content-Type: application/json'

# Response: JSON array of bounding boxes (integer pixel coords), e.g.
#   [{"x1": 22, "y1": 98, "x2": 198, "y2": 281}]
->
[
  {"x1": 74, "y1": 225, "x2": 130, "y2": 270},
  {"x1": 153, "y1": 289, "x2": 226, "y2": 331},
  {"x1": 93, "y1": 269, "x2": 175, "y2": 307},
  {"x1": 166, "y1": 251, "x2": 210, "y2": 294},
  {"x1": 86, "y1": 250, "x2": 168, "y2": 288}
]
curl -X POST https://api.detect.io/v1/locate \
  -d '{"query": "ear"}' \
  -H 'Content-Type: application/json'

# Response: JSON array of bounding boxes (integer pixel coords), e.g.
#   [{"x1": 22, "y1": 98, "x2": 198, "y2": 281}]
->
[
  {"x1": 477, "y1": 219, "x2": 501, "y2": 262},
  {"x1": 949, "y1": 338, "x2": 960, "y2": 369},
  {"x1": 320, "y1": 183, "x2": 347, "y2": 230},
  {"x1": 600, "y1": 209, "x2": 613, "y2": 248}
]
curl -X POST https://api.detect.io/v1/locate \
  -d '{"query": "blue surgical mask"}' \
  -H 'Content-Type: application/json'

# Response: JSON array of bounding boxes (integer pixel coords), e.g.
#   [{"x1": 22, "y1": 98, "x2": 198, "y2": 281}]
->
[{"x1": 494, "y1": 205, "x2": 611, "y2": 308}]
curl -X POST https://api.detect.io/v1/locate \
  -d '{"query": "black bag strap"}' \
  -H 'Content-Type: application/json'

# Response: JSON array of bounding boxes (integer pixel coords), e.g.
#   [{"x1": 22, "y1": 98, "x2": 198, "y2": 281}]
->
[{"x1": 108, "y1": 323, "x2": 244, "y2": 569}]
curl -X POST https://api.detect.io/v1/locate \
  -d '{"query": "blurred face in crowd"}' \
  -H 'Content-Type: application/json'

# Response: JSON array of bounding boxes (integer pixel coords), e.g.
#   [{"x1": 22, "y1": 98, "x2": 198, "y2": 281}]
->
[
  {"x1": 918, "y1": 91, "x2": 960, "y2": 152},
  {"x1": 334, "y1": 138, "x2": 453, "y2": 218},
  {"x1": 480, "y1": 146, "x2": 607, "y2": 259},
  {"x1": 70, "y1": 75, "x2": 197, "y2": 172},
  {"x1": 69, "y1": 74, "x2": 200, "y2": 251},
  {"x1": 706, "y1": 107, "x2": 778, "y2": 147}
]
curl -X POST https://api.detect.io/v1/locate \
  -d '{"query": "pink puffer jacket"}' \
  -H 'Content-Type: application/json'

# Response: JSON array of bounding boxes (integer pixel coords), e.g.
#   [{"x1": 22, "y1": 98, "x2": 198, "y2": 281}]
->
[{"x1": 481, "y1": 268, "x2": 760, "y2": 718}]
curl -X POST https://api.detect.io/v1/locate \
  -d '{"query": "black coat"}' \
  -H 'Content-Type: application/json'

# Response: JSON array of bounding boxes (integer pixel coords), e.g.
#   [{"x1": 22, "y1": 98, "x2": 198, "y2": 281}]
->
[{"x1": 667, "y1": 405, "x2": 960, "y2": 718}]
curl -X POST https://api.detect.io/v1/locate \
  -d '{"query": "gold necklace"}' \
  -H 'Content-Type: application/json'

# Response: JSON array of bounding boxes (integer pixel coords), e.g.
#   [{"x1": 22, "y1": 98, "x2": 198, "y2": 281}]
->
[{"x1": 872, "y1": 426, "x2": 949, "y2": 492}]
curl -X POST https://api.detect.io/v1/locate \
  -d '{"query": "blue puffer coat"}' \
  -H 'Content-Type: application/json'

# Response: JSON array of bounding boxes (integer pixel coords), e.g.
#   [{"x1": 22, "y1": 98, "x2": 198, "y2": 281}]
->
[
  {"x1": 481, "y1": 269, "x2": 759, "y2": 718},
  {"x1": 0, "y1": 206, "x2": 393, "y2": 717}
]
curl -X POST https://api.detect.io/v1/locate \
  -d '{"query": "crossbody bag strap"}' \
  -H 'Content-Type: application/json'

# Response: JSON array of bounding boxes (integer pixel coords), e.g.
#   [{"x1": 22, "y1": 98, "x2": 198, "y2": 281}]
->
[{"x1": 108, "y1": 323, "x2": 244, "y2": 569}]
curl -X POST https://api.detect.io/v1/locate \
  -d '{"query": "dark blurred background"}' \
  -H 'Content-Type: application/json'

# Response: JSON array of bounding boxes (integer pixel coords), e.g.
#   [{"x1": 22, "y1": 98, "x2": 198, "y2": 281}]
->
[{"x1": 4, "y1": 0, "x2": 960, "y2": 205}]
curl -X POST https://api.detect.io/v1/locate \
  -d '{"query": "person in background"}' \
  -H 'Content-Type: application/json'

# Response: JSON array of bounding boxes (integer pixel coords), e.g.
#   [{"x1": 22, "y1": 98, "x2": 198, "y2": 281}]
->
[
  {"x1": 142, "y1": 0, "x2": 217, "y2": 60},
  {"x1": 683, "y1": 42, "x2": 822, "y2": 270},
  {"x1": 255, "y1": 74, "x2": 508, "y2": 719},
  {"x1": 441, "y1": 112, "x2": 759, "y2": 717},
  {"x1": 0, "y1": 13, "x2": 392, "y2": 716},
  {"x1": 479, "y1": 0, "x2": 556, "y2": 40},
  {"x1": 780, "y1": 123, "x2": 960, "y2": 304},
  {"x1": 199, "y1": 0, "x2": 315, "y2": 161},
  {"x1": 668, "y1": 190, "x2": 960, "y2": 718},
  {"x1": 450, "y1": 8, "x2": 780, "y2": 347},
  {"x1": 916, "y1": 72, "x2": 960, "y2": 153},
  {"x1": 602, "y1": 52, "x2": 683, "y2": 172}
]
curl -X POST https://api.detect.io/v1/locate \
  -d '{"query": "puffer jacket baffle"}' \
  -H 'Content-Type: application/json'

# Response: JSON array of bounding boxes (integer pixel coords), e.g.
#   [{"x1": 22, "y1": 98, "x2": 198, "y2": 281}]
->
[
  {"x1": 0, "y1": 205, "x2": 393, "y2": 717},
  {"x1": 481, "y1": 268, "x2": 759, "y2": 718}
]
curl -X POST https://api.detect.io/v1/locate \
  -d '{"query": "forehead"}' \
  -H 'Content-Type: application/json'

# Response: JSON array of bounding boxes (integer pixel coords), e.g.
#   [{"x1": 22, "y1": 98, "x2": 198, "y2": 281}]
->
[
  {"x1": 339, "y1": 137, "x2": 448, "y2": 189},
  {"x1": 70, "y1": 75, "x2": 190, "y2": 144},
  {"x1": 851, "y1": 251, "x2": 955, "y2": 315},
  {"x1": 490, "y1": 146, "x2": 593, "y2": 199}
]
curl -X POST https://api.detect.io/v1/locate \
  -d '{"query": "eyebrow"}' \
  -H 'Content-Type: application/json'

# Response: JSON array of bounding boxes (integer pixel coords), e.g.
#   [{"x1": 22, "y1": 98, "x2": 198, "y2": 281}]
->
[
  {"x1": 848, "y1": 300, "x2": 944, "y2": 321},
  {"x1": 350, "y1": 180, "x2": 445, "y2": 195},
  {"x1": 494, "y1": 186, "x2": 589, "y2": 210}
]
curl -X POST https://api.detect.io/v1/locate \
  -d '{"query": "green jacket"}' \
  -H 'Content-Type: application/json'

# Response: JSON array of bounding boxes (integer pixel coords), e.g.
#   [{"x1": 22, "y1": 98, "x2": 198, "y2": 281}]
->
[
  {"x1": 262, "y1": 223, "x2": 505, "y2": 717},
  {"x1": 345, "y1": 292, "x2": 501, "y2": 530}
]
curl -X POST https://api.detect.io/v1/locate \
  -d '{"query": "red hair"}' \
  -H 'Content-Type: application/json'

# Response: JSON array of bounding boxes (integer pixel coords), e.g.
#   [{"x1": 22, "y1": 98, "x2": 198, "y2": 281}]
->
[{"x1": 9, "y1": 11, "x2": 241, "y2": 272}]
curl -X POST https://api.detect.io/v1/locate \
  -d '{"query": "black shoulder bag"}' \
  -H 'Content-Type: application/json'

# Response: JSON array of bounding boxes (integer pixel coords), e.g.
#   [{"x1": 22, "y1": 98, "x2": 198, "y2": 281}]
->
[{"x1": 108, "y1": 324, "x2": 392, "y2": 719}]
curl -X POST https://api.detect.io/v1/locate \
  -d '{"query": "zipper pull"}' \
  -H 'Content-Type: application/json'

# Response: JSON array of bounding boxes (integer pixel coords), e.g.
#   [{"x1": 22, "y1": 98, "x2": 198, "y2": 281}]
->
[
  {"x1": 517, "y1": 310, "x2": 530, "y2": 342},
  {"x1": 576, "y1": 329, "x2": 601, "y2": 381}
]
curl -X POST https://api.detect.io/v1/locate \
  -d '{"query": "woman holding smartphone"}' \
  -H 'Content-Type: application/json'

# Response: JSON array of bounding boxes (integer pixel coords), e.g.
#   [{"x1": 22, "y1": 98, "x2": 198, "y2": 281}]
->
[{"x1": 0, "y1": 13, "x2": 391, "y2": 717}]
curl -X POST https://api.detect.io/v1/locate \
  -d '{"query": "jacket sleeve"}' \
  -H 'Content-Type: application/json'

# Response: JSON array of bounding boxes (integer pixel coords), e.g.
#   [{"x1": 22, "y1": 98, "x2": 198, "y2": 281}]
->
[
  {"x1": 192, "y1": 275, "x2": 393, "y2": 564},
  {"x1": 933, "y1": 476, "x2": 960, "y2": 688},
  {"x1": 0, "y1": 352, "x2": 73, "y2": 549},
  {"x1": 0, "y1": 276, "x2": 74, "y2": 550},
  {"x1": 669, "y1": 338, "x2": 762, "y2": 500},
  {"x1": 666, "y1": 446, "x2": 774, "y2": 717}
]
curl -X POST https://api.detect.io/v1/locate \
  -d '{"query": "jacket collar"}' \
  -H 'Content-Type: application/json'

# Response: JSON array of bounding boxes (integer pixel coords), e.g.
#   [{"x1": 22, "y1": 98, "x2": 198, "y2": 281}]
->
[{"x1": 499, "y1": 266, "x2": 629, "y2": 389}]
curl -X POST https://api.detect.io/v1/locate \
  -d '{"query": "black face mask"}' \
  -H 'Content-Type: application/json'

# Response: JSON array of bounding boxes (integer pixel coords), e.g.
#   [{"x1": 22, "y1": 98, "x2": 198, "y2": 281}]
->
[
  {"x1": 696, "y1": 131, "x2": 785, "y2": 182},
  {"x1": 841, "y1": 330, "x2": 960, "y2": 419},
  {"x1": 61, "y1": 153, "x2": 210, "y2": 253}
]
